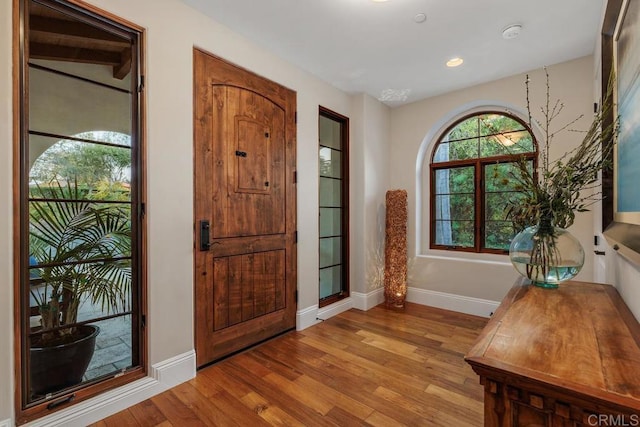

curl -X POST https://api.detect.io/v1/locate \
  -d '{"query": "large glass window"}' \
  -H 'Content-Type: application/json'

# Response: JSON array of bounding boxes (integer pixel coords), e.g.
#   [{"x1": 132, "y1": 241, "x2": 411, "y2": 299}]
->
[
  {"x1": 17, "y1": 0, "x2": 145, "y2": 421},
  {"x1": 319, "y1": 108, "x2": 349, "y2": 306},
  {"x1": 430, "y1": 112, "x2": 536, "y2": 253}
]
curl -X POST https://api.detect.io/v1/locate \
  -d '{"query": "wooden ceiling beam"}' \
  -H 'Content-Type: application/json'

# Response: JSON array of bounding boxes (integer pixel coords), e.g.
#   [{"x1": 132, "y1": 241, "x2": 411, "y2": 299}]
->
[
  {"x1": 29, "y1": 15, "x2": 132, "y2": 79},
  {"x1": 29, "y1": 42, "x2": 121, "y2": 66},
  {"x1": 113, "y1": 48, "x2": 132, "y2": 80},
  {"x1": 30, "y1": 15, "x2": 129, "y2": 48}
]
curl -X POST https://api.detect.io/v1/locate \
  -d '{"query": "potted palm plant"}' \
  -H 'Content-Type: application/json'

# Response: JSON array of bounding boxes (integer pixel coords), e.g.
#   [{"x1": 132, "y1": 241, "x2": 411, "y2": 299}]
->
[{"x1": 29, "y1": 180, "x2": 131, "y2": 397}]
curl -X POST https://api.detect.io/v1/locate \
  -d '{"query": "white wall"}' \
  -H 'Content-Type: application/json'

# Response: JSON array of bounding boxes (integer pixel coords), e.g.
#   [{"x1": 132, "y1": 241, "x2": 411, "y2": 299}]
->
[
  {"x1": 0, "y1": 0, "x2": 387, "y2": 422},
  {"x1": 612, "y1": 257, "x2": 640, "y2": 318},
  {"x1": 350, "y1": 94, "x2": 391, "y2": 296},
  {"x1": 363, "y1": 96, "x2": 391, "y2": 294},
  {"x1": 0, "y1": 0, "x2": 14, "y2": 422},
  {"x1": 390, "y1": 56, "x2": 596, "y2": 304}
]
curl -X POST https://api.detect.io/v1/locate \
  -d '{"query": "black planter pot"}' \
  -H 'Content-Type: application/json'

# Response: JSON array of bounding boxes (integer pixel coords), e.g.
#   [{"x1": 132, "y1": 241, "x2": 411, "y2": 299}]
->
[{"x1": 30, "y1": 325, "x2": 100, "y2": 398}]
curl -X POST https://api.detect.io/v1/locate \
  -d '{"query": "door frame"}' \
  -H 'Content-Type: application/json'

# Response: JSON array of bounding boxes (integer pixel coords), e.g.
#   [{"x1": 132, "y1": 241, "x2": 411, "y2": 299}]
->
[
  {"x1": 318, "y1": 106, "x2": 350, "y2": 308},
  {"x1": 13, "y1": 0, "x2": 147, "y2": 422},
  {"x1": 193, "y1": 48, "x2": 297, "y2": 366}
]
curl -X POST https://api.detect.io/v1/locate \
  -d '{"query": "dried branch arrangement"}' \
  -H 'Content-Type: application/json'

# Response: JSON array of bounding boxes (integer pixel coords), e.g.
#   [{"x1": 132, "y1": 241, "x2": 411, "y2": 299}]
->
[
  {"x1": 506, "y1": 68, "x2": 618, "y2": 231},
  {"x1": 384, "y1": 189, "x2": 407, "y2": 308}
]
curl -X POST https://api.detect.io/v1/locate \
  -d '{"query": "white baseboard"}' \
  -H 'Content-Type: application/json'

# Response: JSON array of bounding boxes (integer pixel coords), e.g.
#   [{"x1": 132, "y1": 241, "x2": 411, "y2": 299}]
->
[
  {"x1": 406, "y1": 287, "x2": 498, "y2": 318},
  {"x1": 298, "y1": 287, "x2": 494, "y2": 327},
  {"x1": 317, "y1": 297, "x2": 353, "y2": 320},
  {"x1": 298, "y1": 291, "x2": 382, "y2": 328},
  {"x1": 351, "y1": 288, "x2": 384, "y2": 311},
  {"x1": 152, "y1": 349, "x2": 197, "y2": 387},
  {"x1": 297, "y1": 288, "x2": 385, "y2": 327},
  {"x1": 296, "y1": 304, "x2": 321, "y2": 331},
  {"x1": 26, "y1": 350, "x2": 196, "y2": 427},
  {"x1": 0, "y1": 419, "x2": 10, "y2": 427}
]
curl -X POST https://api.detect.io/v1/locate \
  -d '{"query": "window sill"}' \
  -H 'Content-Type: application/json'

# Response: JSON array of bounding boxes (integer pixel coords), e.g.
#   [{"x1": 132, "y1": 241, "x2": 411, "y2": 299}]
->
[{"x1": 418, "y1": 249, "x2": 512, "y2": 266}]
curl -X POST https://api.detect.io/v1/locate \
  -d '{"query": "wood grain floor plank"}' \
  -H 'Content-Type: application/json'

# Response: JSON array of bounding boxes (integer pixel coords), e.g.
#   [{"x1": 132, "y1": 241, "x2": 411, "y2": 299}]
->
[
  {"x1": 418, "y1": 390, "x2": 482, "y2": 426},
  {"x1": 325, "y1": 406, "x2": 373, "y2": 426},
  {"x1": 365, "y1": 409, "x2": 407, "y2": 427},
  {"x1": 250, "y1": 347, "x2": 306, "y2": 381},
  {"x1": 263, "y1": 372, "x2": 335, "y2": 415},
  {"x1": 271, "y1": 349, "x2": 425, "y2": 424},
  {"x1": 355, "y1": 329, "x2": 422, "y2": 359},
  {"x1": 199, "y1": 366, "x2": 253, "y2": 399},
  {"x1": 97, "y1": 303, "x2": 487, "y2": 425},
  {"x1": 240, "y1": 391, "x2": 305, "y2": 426},
  {"x1": 373, "y1": 385, "x2": 479, "y2": 427},
  {"x1": 207, "y1": 388, "x2": 273, "y2": 426},
  {"x1": 171, "y1": 383, "x2": 240, "y2": 426},
  {"x1": 294, "y1": 372, "x2": 375, "y2": 419},
  {"x1": 101, "y1": 409, "x2": 142, "y2": 427},
  {"x1": 425, "y1": 383, "x2": 483, "y2": 414},
  {"x1": 150, "y1": 390, "x2": 213, "y2": 426},
  {"x1": 186, "y1": 368, "x2": 262, "y2": 426},
  {"x1": 336, "y1": 311, "x2": 447, "y2": 348},
  {"x1": 224, "y1": 360, "x2": 338, "y2": 427},
  {"x1": 373, "y1": 385, "x2": 445, "y2": 425},
  {"x1": 128, "y1": 399, "x2": 168, "y2": 427},
  {"x1": 320, "y1": 351, "x2": 429, "y2": 394}
]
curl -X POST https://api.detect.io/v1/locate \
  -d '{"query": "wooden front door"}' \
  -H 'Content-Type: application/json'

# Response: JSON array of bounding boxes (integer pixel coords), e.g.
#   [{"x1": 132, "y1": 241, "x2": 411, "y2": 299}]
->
[{"x1": 194, "y1": 49, "x2": 297, "y2": 367}]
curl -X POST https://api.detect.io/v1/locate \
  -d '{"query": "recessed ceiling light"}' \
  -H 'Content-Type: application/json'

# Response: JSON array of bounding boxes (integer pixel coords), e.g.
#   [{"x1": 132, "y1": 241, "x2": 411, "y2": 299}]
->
[
  {"x1": 446, "y1": 57, "x2": 464, "y2": 68},
  {"x1": 502, "y1": 24, "x2": 523, "y2": 40},
  {"x1": 414, "y1": 13, "x2": 427, "y2": 23}
]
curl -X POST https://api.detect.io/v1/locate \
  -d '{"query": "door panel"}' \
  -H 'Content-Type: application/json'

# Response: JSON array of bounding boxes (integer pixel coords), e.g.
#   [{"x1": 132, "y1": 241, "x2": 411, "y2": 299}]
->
[
  {"x1": 235, "y1": 117, "x2": 271, "y2": 193},
  {"x1": 211, "y1": 250, "x2": 285, "y2": 331},
  {"x1": 194, "y1": 49, "x2": 296, "y2": 367},
  {"x1": 212, "y1": 86, "x2": 285, "y2": 238}
]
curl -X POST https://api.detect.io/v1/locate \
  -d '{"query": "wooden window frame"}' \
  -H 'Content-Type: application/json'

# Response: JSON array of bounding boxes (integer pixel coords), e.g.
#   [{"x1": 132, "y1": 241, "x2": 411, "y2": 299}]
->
[
  {"x1": 429, "y1": 111, "x2": 537, "y2": 254},
  {"x1": 318, "y1": 106, "x2": 350, "y2": 307},
  {"x1": 13, "y1": 0, "x2": 147, "y2": 423}
]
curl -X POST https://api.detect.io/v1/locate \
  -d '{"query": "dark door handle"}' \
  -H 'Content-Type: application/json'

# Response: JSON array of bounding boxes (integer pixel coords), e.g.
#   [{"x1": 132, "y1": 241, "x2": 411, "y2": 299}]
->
[
  {"x1": 200, "y1": 220, "x2": 211, "y2": 251},
  {"x1": 594, "y1": 250, "x2": 606, "y2": 256}
]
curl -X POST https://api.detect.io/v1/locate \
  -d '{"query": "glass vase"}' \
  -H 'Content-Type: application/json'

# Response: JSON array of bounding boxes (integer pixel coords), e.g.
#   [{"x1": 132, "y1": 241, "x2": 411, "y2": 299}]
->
[{"x1": 509, "y1": 219, "x2": 584, "y2": 289}]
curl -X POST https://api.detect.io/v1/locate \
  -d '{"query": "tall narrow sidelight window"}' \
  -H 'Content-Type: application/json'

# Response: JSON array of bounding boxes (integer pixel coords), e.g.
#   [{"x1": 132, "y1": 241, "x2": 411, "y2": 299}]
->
[
  {"x1": 318, "y1": 107, "x2": 349, "y2": 307},
  {"x1": 15, "y1": 0, "x2": 146, "y2": 422}
]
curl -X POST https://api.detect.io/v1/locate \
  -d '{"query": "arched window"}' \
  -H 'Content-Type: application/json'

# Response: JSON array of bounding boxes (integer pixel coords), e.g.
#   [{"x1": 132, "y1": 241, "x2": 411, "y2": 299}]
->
[{"x1": 430, "y1": 112, "x2": 537, "y2": 253}]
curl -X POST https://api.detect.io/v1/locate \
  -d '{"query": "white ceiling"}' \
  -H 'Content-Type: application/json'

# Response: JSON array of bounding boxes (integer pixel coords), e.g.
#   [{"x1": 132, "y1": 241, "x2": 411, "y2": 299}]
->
[{"x1": 180, "y1": 0, "x2": 605, "y2": 106}]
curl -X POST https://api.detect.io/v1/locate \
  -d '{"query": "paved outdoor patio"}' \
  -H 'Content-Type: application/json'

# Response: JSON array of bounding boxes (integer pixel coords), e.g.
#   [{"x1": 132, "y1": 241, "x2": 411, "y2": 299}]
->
[{"x1": 78, "y1": 302, "x2": 132, "y2": 381}]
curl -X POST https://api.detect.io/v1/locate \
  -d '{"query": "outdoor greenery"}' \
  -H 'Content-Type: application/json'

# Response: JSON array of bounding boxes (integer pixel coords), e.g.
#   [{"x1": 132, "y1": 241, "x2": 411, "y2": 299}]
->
[
  {"x1": 29, "y1": 131, "x2": 133, "y2": 345},
  {"x1": 484, "y1": 161, "x2": 533, "y2": 249},
  {"x1": 30, "y1": 131, "x2": 131, "y2": 201},
  {"x1": 29, "y1": 181, "x2": 131, "y2": 345}
]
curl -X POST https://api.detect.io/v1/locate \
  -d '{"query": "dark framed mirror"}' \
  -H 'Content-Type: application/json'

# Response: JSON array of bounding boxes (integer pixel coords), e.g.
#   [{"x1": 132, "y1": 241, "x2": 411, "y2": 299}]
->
[{"x1": 601, "y1": 0, "x2": 640, "y2": 265}]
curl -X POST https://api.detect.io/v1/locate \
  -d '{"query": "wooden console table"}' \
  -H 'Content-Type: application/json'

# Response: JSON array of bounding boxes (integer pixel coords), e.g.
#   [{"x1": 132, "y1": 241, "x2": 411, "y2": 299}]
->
[{"x1": 465, "y1": 280, "x2": 640, "y2": 426}]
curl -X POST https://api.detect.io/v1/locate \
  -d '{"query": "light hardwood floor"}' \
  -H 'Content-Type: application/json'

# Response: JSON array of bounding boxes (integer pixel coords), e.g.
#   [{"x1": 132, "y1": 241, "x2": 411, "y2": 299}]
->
[{"x1": 91, "y1": 302, "x2": 488, "y2": 426}]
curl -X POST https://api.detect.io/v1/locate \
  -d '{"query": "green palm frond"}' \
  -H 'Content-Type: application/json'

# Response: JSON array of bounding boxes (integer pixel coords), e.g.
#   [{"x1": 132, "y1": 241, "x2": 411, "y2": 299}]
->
[{"x1": 29, "y1": 179, "x2": 132, "y2": 335}]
